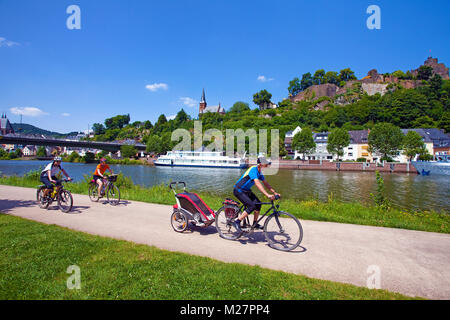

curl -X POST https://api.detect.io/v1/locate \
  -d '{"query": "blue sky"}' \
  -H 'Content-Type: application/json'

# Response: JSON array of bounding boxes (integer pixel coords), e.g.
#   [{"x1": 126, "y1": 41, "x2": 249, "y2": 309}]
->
[{"x1": 1, "y1": 0, "x2": 449, "y2": 133}]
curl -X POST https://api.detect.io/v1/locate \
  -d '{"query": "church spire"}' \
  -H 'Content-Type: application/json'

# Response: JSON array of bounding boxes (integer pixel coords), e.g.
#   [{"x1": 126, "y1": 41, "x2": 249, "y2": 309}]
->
[{"x1": 201, "y1": 88, "x2": 206, "y2": 103}]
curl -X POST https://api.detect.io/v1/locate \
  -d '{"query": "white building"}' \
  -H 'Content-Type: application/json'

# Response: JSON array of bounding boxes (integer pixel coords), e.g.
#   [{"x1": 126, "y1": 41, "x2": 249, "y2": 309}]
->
[{"x1": 22, "y1": 145, "x2": 37, "y2": 156}]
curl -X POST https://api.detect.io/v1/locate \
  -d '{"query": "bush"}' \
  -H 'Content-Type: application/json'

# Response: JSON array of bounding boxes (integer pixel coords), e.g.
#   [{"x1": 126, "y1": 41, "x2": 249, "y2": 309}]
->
[
  {"x1": 370, "y1": 171, "x2": 391, "y2": 210},
  {"x1": 356, "y1": 158, "x2": 367, "y2": 162}
]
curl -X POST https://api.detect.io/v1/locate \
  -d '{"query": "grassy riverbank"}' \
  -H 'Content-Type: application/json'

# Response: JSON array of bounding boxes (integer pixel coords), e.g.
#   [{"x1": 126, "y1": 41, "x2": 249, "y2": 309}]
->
[
  {"x1": 0, "y1": 170, "x2": 448, "y2": 234},
  {"x1": 0, "y1": 214, "x2": 415, "y2": 300}
]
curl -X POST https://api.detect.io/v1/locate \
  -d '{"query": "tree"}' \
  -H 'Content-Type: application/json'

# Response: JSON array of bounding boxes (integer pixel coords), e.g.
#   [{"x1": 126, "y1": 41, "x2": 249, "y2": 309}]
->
[
  {"x1": 438, "y1": 111, "x2": 450, "y2": 133},
  {"x1": 155, "y1": 114, "x2": 167, "y2": 127},
  {"x1": 338, "y1": 68, "x2": 357, "y2": 82},
  {"x1": 229, "y1": 101, "x2": 250, "y2": 113},
  {"x1": 292, "y1": 127, "x2": 316, "y2": 160},
  {"x1": 324, "y1": 71, "x2": 339, "y2": 85},
  {"x1": 313, "y1": 69, "x2": 326, "y2": 85},
  {"x1": 143, "y1": 120, "x2": 153, "y2": 129},
  {"x1": 83, "y1": 151, "x2": 96, "y2": 163},
  {"x1": 92, "y1": 123, "x2": 106, "y2": 135},
  {"x1": 417, "y1": 65, "x2": 433, "y2": 81},
  {"x1": 412, "y1": 115, "x2": 436, "y2": 128},
  {"x1": 0, "y1": 148, "x2": 8, "y2": 159},
  {"x1": 429, "y1": 74, "x2": 443, "y2": 93},
  {"x1": 104, "y1": 114, "x2": 130, "y2": 130},
  {"x1": 36, "y1": 146, "x2": 47, "y2": 157},
  {"x1": 67, "y1": 151, "x2": 79, "y2": 162},
  {"x1": 121, "y1": 145, "x2": 138, "y2": 159},
  {"x1": 300, "y1": 73, "x2": 313, "y2": 91},
  {"x1": 402, "y1": 131, "x2": 425, "y2": 161},
  {"x1": 288, "y1": 77, "x2": 302, "y2": 96},
  {"x1": 175, "y1": 109, "x2": 190, "y2": 123},
  {"x1": 253, "y1": 90, "x2": 272, "y2": 109},
  {"x1": 368, "y1": 123, "x2": 403, "y2": 160},
  {"x1": 327, "y1": 128, "x2": 350, "y2": 161},
  {"x1": 392, "y1": 70, "x2": 406, "y2": 79},
  {"x1": 146, "y1": 135, "x2": 162, "y2": 154}
]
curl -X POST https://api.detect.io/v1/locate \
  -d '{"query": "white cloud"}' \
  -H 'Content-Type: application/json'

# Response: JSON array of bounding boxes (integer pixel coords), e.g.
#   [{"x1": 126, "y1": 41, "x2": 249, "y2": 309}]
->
[
  {"x1": 257, "y1": 75, "x2": 274, "y2": 82},
  {"x1": 145, "y1": 83, "x2": 169, "y2": 92},
  {"x1": 179, "y1": 97, "x2": 198, "y2": 108},
  {"x1": 167, "y1": 114, "x2": 176, "y2": 121},
  {"x1": 10, "y1": 107, "x2": 48, "y2": 117},
  {"x1": 0, "y1": 37, "x2": 19, "y2": 48},
  {"x1": 61, "y1": 113, "x2": 71, "y2": 117}
]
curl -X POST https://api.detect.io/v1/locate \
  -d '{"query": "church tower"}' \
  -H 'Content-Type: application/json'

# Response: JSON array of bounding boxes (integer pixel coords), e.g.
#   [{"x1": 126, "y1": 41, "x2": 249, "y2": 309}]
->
[{"x1": 199, "y1": 89, "x2": 207, "y2": 114}]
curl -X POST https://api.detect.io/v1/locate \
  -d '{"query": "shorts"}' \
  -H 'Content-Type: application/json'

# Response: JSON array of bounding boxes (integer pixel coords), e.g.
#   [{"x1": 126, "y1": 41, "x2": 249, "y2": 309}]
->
[
  {"x1": 40, "y1": 173, "x2": 58, "y2": 189},
  {"x1": 233, "y1": 188, "x2": 261, "y2": 214},
  {"x1": 93, "y1": 175, "x2": 103, "y2": 182}
]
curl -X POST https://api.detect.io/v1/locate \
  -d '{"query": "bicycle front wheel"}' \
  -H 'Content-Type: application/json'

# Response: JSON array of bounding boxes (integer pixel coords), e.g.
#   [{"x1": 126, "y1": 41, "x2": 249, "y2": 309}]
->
[
  {"x1": 58, "y1": 190, "x2": 73, "y2": 213},
  {"x1": 215, "y1": 206, "x2": 243, "y2": 240},
  {"x1": 264, "y1": 211, "x2": 303, "y2": 251},
  {"x1": 107, "y1": 184, "x2": 120, "y2": 206}
]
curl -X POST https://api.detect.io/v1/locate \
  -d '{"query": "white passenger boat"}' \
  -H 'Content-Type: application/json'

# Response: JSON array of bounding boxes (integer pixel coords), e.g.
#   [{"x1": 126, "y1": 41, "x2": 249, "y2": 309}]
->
[{"x1": 154, "y1": 151, "x2": 248, "y2": 169}]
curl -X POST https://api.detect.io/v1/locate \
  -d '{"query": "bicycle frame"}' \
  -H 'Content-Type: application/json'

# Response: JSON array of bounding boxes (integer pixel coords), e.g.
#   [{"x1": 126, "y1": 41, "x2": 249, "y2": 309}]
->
[{"x1": 238, "y1": 200, "x2": 280, "y2": 231}]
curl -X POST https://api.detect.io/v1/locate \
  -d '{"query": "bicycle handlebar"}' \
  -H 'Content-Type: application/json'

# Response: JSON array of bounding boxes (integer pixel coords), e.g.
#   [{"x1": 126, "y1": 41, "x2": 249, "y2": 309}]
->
[
  {"x1": 169, "y1": 181, "x2": 186, "y2": 190},
  {"x1": 256, "y1": 195, "x2": 281, "y2": 206}
]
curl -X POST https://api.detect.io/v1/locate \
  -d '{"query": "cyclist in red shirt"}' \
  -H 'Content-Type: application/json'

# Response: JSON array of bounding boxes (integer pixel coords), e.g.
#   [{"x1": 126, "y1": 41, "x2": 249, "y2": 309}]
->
[{"x1": 93, "y1": 158, "x2": 113, "y2": 199}]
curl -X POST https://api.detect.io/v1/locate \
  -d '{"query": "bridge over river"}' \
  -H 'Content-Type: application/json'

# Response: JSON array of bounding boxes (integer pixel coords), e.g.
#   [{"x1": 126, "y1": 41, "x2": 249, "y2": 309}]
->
[{"x1": 0, "y1": 134, "x2": 146, "y2": 152}]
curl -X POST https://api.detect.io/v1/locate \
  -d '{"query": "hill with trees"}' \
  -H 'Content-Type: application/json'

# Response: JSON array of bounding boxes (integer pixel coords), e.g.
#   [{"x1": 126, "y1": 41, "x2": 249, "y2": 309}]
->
[
  {"x1": 85, "y1": 58, "x2": 449, "y2": 156},
  {"x1": 11, "y1": 123, "x2": 77, "y2": 137}
]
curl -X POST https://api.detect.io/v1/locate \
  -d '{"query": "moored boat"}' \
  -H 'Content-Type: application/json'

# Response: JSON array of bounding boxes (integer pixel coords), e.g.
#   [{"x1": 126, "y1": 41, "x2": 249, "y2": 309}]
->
[
  {"x1": 154, "y1": 151, "x2": 248, "y2": 169},
  {"x1": 412, "y1": 155, "x2": 450, "y2": 176}
]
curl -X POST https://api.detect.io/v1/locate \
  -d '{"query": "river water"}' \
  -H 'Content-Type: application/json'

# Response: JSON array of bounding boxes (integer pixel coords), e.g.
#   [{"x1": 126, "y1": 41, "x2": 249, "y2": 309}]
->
[{"x1": 0, "y1": 160, "x2": 448, "y2": 212}]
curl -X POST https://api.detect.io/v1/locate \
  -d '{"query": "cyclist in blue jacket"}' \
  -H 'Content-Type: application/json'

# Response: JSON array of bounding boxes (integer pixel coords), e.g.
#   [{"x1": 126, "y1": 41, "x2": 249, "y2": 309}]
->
[{"x1": 233, "y1": 156, "x2": 280, "y2": 232}]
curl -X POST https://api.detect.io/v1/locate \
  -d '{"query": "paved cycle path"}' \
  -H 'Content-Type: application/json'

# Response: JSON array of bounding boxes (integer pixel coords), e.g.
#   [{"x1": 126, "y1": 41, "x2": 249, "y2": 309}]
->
[{"x1": 1, "y1": 185, "x2": 449, "y2": 299}]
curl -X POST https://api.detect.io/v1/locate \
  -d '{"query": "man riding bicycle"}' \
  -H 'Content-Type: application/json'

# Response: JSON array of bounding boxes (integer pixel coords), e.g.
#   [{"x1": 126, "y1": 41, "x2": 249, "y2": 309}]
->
[
  {"x1": 93, "y1": 157, "x2": 113, "y2": 200},
  {"x1": 233, "y1": 155, "x2": 280, "y2": 232},
  {"x1": 40, "y1": 156, "x2": 72, "y2": 198}
]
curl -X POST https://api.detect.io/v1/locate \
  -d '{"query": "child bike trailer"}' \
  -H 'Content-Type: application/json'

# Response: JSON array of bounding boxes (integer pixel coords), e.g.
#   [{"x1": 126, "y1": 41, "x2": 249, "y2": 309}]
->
[{"x1": 169, "y1": 182, "x2": 216, "y2": 232}]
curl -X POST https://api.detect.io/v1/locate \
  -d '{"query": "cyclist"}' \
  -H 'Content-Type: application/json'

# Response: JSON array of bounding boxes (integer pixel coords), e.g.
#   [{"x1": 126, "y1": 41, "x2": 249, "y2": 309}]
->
[
  {"x1": 40, "y1": 156, "x2": 72, "y2": 198},
  {"x1": 233, "y1": 155, "x2": 280, "y2": 232},
  {"x1": 93, "y1": 157, "x2": 113, "y2": 199}
]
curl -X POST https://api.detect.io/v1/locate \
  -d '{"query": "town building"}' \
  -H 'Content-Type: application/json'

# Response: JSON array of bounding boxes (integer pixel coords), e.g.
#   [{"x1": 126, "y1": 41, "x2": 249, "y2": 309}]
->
[
  {"x1": 0, "y1": 113, "x2": 14, "y2": 135},
  {"x1": 22, "y1": 145, "x2": 37, "y2": 157},
  {"x1": 285, "y1": 127, "x2": 449, "y2": 163},
  {"x1": 199, "y1": 89, "x2": 225, "y2": 115}
]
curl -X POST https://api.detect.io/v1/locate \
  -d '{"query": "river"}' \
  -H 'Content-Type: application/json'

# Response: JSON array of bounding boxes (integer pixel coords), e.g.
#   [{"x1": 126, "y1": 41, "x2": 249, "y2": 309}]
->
[{"x1": 0, "y1": 160, "x2": 448, "y2": 212}]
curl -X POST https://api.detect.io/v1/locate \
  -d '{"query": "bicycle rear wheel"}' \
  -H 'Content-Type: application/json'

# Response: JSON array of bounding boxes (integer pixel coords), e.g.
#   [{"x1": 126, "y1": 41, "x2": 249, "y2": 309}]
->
[
  {"x1": 88, "y1": 183, "x2": 99, "y2": 202},
  {"x1": 264, "y1": 211, "x2": 303, "y2": 251},
  {"x1": 107, "y1": 184, "x2": 120, "y2": 206},
  {"x1": 58, "y1": 190, "x2": 73, "y2": 213},
  {"x1": 37, "y1": 187, "x2": 50, "y2": 209},
  {"x1": 215, "y1": 206, "x2": 243, "y2": 240}
]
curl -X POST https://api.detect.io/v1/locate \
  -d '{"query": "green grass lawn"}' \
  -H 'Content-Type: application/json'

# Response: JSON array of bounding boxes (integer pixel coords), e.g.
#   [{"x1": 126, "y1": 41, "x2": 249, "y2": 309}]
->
[
  {"x1": 0, "y1": 171, "x2": 448, "y2": 234},
  {"x1": 0, "y1": 214, "x2": 417, "y2": 300}
]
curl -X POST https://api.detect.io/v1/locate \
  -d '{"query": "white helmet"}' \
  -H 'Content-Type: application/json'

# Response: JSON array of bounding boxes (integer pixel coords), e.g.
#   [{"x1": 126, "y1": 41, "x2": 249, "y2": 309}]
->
[
  {"x1": 257, "y1": 155, "x2": 270, "y2": 165},
  {"x1": 53, "y1": 156, "x2": 62, "y2": 161}
]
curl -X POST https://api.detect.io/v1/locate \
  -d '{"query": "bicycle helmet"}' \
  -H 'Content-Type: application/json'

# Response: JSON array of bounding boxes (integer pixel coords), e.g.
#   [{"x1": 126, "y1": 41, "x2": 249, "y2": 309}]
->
[
  {"x1": 53, "y1": 156, "x2": 62, "y2": 162},
  {"x1": 257, "y1": 155, "x2": 270, "y2": 165}
]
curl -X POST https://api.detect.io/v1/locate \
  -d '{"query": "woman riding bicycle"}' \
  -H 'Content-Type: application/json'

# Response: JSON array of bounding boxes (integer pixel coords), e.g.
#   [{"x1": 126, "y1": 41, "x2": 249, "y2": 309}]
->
[
  {"x1": 40, "y1": 156, "x2": 72, "y2": 198},
  {"x1": 93, "y1": 157, "x2": 114, "y2": 200},
  {"x1": 233, "y1": 155, "x2": 280, "y2": 232}
]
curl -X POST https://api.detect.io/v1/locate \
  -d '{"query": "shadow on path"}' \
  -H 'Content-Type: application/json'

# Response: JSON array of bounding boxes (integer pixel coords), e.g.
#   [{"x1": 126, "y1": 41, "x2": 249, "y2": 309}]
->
[
  {"x1": 237, "y1": 231, "x2": 307, "y2": 253},
  {"x1": 0, "y1": 199, "x2": 36, "y2": 213}
]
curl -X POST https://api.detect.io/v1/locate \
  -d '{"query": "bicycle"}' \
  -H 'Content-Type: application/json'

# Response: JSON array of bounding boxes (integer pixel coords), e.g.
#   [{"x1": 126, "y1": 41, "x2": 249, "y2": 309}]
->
[
  {"x1": 88, "y1": 174, "x2": 120, "y2": 206},
  {"x1": 36, "y1": 179, "x2": 73, "y2": 213},
  {"x1": 215, "y1": 195, "x2": 303, "y2": 251}
]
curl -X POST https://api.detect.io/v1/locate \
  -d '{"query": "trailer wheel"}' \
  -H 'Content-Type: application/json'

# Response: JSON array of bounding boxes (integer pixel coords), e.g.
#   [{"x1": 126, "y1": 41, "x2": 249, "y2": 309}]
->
[{"x1": 171, "y1": 210, "x2": 188, "y2": 232}]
